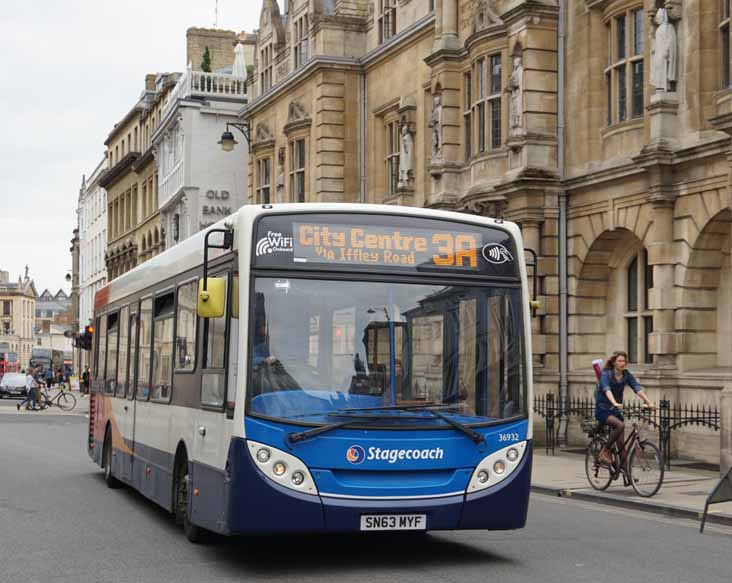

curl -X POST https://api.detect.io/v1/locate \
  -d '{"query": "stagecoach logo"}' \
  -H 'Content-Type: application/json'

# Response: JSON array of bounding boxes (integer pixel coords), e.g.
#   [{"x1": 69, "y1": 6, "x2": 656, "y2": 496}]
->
[
  {"x1": 346, "y1": 445, "x2": 366, "y2": 465},
  {"x1": 256, "y1": 231, "x2": 294, "y2": 256},
  {"x1": 482, "y1": 243, "x2": 514, "y2": 265}
]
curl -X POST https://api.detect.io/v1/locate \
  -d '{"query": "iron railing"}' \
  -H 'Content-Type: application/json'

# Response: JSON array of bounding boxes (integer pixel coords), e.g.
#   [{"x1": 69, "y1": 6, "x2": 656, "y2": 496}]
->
[{"x1": 533, "y1": 393, "x2": 720, "y2": 469}]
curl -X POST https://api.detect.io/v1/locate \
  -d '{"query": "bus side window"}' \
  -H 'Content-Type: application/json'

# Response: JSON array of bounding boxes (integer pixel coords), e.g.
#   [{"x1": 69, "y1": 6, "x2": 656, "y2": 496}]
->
[
  {"x1": 201, "y1": 272, "x2": 229, "y2": 409},
  {"x1": 116, "y1": 306, "x2": 129, "y2": 398},
  {"x1": 151, "y1": 292, "x2": 175, "y2": 402},
  {"x1": 137, "y1": 299, "x2": 153, "y2": 401},
  {"x1": 105, "y1": 312, "x2": 119, "y2": 396},
  {"x1": 94, "y1": 316, "x2": 105, "y2": 392},
  {"x1": 175, "y1": 281, "x2": 198, "y2": 372}
]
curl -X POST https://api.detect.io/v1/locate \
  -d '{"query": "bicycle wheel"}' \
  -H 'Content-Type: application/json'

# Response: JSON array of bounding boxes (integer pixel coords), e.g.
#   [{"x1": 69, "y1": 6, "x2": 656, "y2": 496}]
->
[
  {"x1": 628, "y1": 440, "x2": 664, "y2": 497},
  {"x1": 585, "y1": 436, "x2": 612, "y2": 491},
  {"x1": 56, "y1": 392, "x2": 76, "y2": 412}
]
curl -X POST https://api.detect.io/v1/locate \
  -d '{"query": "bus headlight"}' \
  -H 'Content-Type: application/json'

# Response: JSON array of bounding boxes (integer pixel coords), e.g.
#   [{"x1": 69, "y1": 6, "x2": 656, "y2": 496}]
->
[
  {"x1": 247, "y1": 440, "x2": 318, "y2": 496},
  {"x1": 467, "y1": 441, "x2": 527, "y2": 494}
]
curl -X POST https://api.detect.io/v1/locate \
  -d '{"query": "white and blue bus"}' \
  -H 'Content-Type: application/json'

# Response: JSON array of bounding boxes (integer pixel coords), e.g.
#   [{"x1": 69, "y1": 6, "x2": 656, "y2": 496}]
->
[{"x1": 88, "y1": 204, "x2": 533, "y2": 542}]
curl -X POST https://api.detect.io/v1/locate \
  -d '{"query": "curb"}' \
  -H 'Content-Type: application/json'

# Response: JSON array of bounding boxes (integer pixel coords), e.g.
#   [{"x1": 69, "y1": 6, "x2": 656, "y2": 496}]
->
[{"x1": 530, "y1": 484, "x2": 732, "y2": 529}]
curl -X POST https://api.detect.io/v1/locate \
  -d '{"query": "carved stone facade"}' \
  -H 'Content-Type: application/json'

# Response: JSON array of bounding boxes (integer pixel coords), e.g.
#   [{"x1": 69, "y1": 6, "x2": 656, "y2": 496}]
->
[{"x1": 241, "y1": 0, "x2": 732, "y2": 462}]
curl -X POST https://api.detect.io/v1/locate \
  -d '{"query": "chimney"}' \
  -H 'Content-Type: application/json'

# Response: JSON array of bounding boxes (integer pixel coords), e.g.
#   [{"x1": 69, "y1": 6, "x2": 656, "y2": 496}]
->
[
  {"x1": 0, "y1": 270, "x2": 8, "y2": 284},
  {"x1": 145, "y1": 74, "x2": 156, "y2": 92}
]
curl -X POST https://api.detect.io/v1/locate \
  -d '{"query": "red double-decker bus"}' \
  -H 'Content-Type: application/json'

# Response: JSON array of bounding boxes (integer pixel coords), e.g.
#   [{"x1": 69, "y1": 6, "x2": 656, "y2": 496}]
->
[{"x1": 0, "y1": 351, "x2": 19, "y2": 380}]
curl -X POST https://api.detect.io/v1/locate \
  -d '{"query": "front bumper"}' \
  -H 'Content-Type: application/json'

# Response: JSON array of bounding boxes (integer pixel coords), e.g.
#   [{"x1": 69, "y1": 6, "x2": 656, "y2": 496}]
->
[{"x1": 221, "y1": 437, "x2": 532, "y2": 535}]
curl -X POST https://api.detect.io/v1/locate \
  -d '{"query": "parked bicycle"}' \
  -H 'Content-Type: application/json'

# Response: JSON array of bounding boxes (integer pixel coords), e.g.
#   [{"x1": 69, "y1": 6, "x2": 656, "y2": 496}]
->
[
  {"x1": 584, "y1": 409, "x2": 664, "y2": 497},
  {"x1": 38, "y1": 386, "x2": 77, "y2": 412}
]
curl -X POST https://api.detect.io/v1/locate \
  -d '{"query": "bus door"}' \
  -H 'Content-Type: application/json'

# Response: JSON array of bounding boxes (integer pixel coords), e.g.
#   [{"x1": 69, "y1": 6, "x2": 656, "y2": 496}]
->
[
  {"x1": 118, "y1": 309, "x2": 138, "y2": 483},
  {"x1": 193, "y1": 271, "x2": 234, "y2": 472}
]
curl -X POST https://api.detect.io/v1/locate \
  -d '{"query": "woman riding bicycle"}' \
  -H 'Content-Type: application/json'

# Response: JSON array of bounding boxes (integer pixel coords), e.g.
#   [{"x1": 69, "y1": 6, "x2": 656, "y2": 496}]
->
[{"x1": 595, "y1": 351, "x2": 655, "y2": 467}]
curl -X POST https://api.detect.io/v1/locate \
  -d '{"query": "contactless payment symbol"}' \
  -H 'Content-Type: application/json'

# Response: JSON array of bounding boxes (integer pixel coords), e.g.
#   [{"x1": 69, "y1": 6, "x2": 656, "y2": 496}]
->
[
  {"x1": 482, "y1": 243, "x2": 514, "y2": 265},
  {"x1": 346, "y1": 445, "x2": 365, "y2": 465}
]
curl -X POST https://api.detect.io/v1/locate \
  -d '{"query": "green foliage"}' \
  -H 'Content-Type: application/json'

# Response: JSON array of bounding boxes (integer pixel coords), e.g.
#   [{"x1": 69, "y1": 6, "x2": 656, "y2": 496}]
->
[{"x1": 201, "y1": 46, "x2": 212, "y2": 73}]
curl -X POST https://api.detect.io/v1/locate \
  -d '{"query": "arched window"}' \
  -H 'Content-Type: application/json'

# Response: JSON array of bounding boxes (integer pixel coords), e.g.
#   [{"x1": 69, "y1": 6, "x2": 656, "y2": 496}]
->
[{"x1": 625, "y1": 250, "x2": 653, "y2": 364}]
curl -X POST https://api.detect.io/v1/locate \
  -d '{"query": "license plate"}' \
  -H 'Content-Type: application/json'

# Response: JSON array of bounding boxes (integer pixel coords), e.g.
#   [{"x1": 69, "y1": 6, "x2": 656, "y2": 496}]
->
[{"x1": 360, "y1": 514, "x2": 426, "y2": 531}]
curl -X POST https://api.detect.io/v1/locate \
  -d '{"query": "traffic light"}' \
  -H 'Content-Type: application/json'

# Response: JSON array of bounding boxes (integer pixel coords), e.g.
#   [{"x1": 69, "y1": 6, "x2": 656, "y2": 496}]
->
[{"x1": 75, "y1": 325, "x2": 94, "y2": 351}]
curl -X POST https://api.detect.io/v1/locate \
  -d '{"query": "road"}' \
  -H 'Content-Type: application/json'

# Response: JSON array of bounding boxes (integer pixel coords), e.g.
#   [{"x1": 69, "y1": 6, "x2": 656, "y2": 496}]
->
[{"x1": 0, "y1": 411, "x2": 730, "y2": 583}]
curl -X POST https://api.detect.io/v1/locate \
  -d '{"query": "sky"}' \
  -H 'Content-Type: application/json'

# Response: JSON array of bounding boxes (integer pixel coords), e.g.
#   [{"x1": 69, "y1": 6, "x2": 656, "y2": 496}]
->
[{"x1": 0, "y1": 0, "x2": 262, "y2": 294}]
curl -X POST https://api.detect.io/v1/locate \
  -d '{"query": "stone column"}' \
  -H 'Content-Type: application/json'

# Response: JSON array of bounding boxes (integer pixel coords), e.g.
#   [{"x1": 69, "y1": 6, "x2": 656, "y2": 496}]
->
[
  {"x1": 722, "y1": 383, "x2": 732, "y2": 477},
  {"x1": 434, "y1": 0, "x2": 459, "y2": 51},
  {"x1": 647, "y1": 199, "x2": 677, "y2": 366}
]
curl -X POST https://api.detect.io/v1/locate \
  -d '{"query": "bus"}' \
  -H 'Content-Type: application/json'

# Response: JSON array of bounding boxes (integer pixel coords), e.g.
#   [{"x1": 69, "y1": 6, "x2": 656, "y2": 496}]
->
[
  {"x1": 30, "y1": 347, "x2": 63, "y2": 374},
  {"x1": 88, "y1": 204, "x2": 533, "y2": 542},
  {"x1": 0, "y1": 351, "x2": 19, "y2": 379}
]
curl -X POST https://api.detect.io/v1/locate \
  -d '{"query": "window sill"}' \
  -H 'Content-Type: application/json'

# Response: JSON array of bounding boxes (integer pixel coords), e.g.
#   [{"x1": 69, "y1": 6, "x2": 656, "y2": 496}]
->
[{"x1": 601, "y1": 117, "x2": 644, "y2": 140}]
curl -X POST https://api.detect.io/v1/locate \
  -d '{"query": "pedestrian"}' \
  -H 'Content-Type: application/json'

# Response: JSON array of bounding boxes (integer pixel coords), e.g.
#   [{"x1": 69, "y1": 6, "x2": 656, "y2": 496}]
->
[
  {"x1": 594, "y1": 351, "x2": 655, "y2": 467},
  {"x1": 44, "y1": 366, "x2": 54, "y2": 389},
  {"x1": 81, "y1": 365, "x2": 90, "y2": 395},
  {"x1": 17, "y1": 369, "x2": 39, "y2": 411}
]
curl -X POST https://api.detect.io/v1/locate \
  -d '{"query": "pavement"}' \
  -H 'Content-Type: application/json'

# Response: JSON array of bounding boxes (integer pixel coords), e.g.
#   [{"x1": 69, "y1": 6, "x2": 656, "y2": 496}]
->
[
  {"x1": 531, "y1": 447, "x2": 732, "y2": 529},
  {"x1": 0, "y1": 388, "x2": 89, "y2": 416}
]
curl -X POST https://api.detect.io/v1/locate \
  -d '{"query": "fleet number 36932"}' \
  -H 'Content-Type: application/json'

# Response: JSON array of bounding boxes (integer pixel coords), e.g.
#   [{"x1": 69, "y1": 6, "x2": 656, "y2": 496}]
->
[{"x1": 498, "y1": 433, "x2": 520, "y2": 442}]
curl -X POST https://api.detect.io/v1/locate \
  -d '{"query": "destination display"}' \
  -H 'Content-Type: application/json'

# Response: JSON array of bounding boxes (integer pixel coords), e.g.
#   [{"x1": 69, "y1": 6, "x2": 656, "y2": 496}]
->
[
  {"x1": 253, "y1": 213, "x2": 520, "y2": 278},
  {"x1": 294, "y1": 223, "x2": 482, "y2": 269}
]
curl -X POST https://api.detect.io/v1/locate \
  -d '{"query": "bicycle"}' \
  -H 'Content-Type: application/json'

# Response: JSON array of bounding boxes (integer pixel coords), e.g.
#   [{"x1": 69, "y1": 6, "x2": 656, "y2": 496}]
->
[
  {"x1": 38, "y1": 385, "x2": 77, "y2": 412},
  {"x1": 583, "y1": 408, "x2": 664, "y2": 497}
]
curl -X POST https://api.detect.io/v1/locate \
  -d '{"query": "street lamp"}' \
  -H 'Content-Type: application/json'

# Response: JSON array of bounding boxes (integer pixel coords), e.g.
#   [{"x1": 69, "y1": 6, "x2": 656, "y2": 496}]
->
[{"x1": 218, "y1": 122, "x2": 251, "y2": 152}]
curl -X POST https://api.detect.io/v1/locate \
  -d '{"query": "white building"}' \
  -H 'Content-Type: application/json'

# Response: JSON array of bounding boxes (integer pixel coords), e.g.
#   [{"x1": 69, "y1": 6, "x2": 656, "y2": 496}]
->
[
  {"x1": 153, "y1": 38, "x2": 251, "y2": 248},
  {"x1": 78, "y1": 159, "x2": 108, "y2": 331}
]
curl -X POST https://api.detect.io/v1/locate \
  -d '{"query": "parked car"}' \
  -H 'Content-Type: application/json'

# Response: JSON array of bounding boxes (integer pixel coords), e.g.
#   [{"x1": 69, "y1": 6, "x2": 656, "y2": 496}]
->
[{"x1": 0, "y1": 373, "x2": 27, "y2": 398}]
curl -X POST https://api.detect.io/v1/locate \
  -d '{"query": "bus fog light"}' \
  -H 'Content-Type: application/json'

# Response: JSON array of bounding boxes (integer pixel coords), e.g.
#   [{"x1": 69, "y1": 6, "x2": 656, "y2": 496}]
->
[
  {"x1": 493, "y1": 460, "x2": 506, "y2": 475},
  {"x1": 291, "y1": 471, "x2": 305, "y2": 485},
  {"x1": 272, "y1": 461, "x2": 287, "y2": 476},
  {"x1": 506, "y1": 448, "x2": 519, "y2": 462},
  {"x1": 256, "y1": 448, "x2": 271, "y2": 463},
  {"x1": 477, "y1": 470, "x2": 489, "y2": 483}
]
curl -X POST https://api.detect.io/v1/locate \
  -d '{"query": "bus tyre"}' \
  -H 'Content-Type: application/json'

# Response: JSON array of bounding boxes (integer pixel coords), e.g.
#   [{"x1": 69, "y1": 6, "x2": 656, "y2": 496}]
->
[
  {"x1": 103, "y1": 431, "x2": 122, "y2": 489},
  {"x1": 175, "y1": 457, "x2": 204, "y2": 543}
]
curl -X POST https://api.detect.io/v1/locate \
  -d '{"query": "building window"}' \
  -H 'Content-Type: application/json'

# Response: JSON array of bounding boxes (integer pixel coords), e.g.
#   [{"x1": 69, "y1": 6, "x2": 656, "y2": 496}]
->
[
  {"x1": 260, "y1": 44, "x2": 273, "y2": 92},
  {"x1": 294, "y1": 15, "x2": 309, "y2": 68},
  {"x1": 625, "y1": 250, "x2": 653, "y2": 364},
  {"x1": 385, "y1": 120, "x2": 400, "y2": 197},
  {"x1": 489, "y1": 54, "x2": 502, "y2": 148},
  {"x1": 722, "y1": 0, "x2": 731, "y2": 88},
  {"x1": 606, "y1": 8, "x2": 645, "y2": 125},
  {"x1": 464, "y1": 72, "x2": 472, "y2": 160},
  {"x1": 289, "y1": 139, "x2": 306, "y2": 203},
  {"x1": 2, "y1": 301, "x2": 10, "y2": 316},
  {"x1": 472, "y1": 54, "x2": 502, "y2": 153},
  {"x1": 378, "y1": 0, "x2": 397, "y2": 44},
  {"x1": 256, "y1": 158, "x2": 271, "y2": 204}
]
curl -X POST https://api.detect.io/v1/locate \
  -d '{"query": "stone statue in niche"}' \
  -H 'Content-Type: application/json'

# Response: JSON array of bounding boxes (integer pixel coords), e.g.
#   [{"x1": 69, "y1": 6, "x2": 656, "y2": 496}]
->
[
  {"x1": 429, "y1": 92, "x2": 442, "y2": 160},
  {"x1": 473, "y1": 0, "x2": 503, "y2": 34},
  {"x1": 398, "y1": 120, "x2": 414, "y2": 187},
  {"x1": 506, "y1": 53, "x2": 524, "y2": 135},
  {"x1": 276, "y1": 147, "x2": 285, "y2": 195},
  {"x1": 649, "y1": 7, "x2": 677, "y2": 92}
]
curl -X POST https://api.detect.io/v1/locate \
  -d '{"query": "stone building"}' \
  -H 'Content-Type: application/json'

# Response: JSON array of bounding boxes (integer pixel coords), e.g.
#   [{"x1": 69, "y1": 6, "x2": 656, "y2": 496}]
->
[
  {"x1": 35, "y1": 289, "x2": 71, "y2": 329},
  {"x1": 0, "y1": 268, "x2": 38, "y2": 367},
  {"x1": 154, "y1": 28, "x2": 254, "y2": 248},
  {"x1": 239, "y1": 0, "x2": 732, "y2": 462},
  {"x1": 101, "y1": 73, "x2": 179, "y2": 279},
  {"x1": 78, "y1": 158, "x2": 108, "y2": 330}
]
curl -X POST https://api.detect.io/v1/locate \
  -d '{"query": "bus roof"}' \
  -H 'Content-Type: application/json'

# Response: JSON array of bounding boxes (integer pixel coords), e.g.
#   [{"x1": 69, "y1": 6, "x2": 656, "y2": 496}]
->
[{"x1": 94, "y1": 203, "x2": 521, "y2": 311}]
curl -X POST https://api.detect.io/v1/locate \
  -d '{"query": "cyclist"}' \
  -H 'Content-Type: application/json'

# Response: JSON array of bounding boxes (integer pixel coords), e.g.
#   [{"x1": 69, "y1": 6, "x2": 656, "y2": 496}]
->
[{"x1": 595, "y1": 351, "x2": 655, "y2": 467}]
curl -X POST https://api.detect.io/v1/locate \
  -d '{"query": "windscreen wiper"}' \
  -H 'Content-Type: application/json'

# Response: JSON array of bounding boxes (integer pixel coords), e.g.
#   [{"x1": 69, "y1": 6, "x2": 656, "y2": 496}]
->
[{"x1": 335, "y1": 403, "x2": 485, "y2": 444}]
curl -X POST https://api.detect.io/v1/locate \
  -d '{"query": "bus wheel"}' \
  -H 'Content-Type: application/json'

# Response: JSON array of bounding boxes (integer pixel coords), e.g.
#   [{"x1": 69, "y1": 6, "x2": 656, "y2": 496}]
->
[
  {"x1": 103, "y1": 430, "x2": 121, "y2": 489},
  {"x1": 174, "y1": 455, "x2": 204, "y2": 543}
]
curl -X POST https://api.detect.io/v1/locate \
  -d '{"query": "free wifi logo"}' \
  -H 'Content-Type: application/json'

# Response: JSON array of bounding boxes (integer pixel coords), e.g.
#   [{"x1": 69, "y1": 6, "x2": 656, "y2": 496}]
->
[
  {"x1": 482, "y1": 243, "x2": 514, "y2": 265},
  {"x1": 346, "y1": 445, "x2": 366, "y2": 465},
  {"x1": 256, "y1": 237, "x2": 273, "y2": 256},
  {"x1": 255, "y1": 231, "x2": 294, "y2": 257}
]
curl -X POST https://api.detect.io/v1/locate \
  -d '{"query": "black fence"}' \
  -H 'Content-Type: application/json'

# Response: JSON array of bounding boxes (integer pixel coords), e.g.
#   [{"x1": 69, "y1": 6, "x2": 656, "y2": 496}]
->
[{"x1": 533, "y1": 393, "x2": 720, "y2": 469}]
